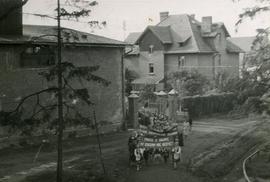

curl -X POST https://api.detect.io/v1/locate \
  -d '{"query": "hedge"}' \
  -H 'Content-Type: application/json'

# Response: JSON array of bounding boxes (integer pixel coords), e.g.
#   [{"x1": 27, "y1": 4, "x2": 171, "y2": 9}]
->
[{"x1": 181, "y1": 93, "x2": 236, "y2": 118}]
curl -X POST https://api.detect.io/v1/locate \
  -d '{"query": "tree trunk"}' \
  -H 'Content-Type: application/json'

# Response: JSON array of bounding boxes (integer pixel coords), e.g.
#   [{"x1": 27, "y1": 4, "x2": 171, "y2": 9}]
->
[{"x1": 56, "y1": 0, "x2": 64, "y2": 181}]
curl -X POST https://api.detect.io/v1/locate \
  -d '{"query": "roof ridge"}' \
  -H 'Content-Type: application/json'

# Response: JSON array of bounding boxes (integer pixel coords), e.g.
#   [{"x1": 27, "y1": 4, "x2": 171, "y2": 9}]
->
[
  {"x1": 185, "y1": 15, "x2": 200, "y2": 52},
  {"x1": 23, "y1": 24, "x2": 125, "y2": 44}
]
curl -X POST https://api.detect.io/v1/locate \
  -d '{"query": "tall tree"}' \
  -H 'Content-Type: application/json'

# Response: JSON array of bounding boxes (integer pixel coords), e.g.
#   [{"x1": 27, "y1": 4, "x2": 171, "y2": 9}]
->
[{"x1": 234, "y1": 0, "x2": 270, "y2": 114}]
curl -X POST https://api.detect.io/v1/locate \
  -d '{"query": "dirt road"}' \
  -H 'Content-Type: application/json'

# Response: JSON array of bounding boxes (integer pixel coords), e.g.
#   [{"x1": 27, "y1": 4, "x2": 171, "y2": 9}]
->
[{"x1": 0, "y1": 116, "x2": 265, "y2": 182}]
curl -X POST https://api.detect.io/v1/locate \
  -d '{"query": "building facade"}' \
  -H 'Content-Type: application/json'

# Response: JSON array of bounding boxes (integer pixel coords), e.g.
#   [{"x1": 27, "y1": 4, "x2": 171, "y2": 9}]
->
[
  {"x1": 125, "y1": 12, "x2": 243, "y2": 91},
  {"x1": 0, "y1": 1, "x2": 126, "y2": 129}
]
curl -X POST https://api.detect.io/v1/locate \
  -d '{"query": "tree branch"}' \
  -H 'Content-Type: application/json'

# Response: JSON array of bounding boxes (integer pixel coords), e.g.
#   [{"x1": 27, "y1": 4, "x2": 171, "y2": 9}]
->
[{"x1": 10, "y1": 87, "x2": 58, "y2": 114}]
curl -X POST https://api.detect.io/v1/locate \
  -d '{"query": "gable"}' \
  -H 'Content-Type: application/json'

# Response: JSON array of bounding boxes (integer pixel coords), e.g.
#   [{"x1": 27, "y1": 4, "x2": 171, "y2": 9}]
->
[{"x1": 138, "y1": 29, "x2": 164, "y2": 52}]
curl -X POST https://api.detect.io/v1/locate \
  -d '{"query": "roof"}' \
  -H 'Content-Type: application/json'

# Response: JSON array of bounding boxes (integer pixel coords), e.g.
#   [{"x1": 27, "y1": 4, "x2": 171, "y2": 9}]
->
[
  {"x1": 134, "y1": 26, "x2": 174, "y2": 44},
  {"x1": 0, "y1": 24, "x2": 126, "y2": 47},
  {"x1": 126, "y1": 14, "x2": 240, "y2": 55},
  {"x1": 228, "y1": 36, "x2": 256, "y2": 52},
  {"x1": 125, "y1": 45, "x2": 140, "y2": 55},
  {"x1": 158, "y1": 14, "x2": 215, "y2": 53},
  {"x1": 201, "y1": 22, "x2": 230, "y2": 38},
  {"x1": 226, "y1": 39, "x2": 245, "y2": 53},
  {"x1": 149, "y1": 26, "x2": 173, "y2": 44},
  {"x1": 132, "y1": 76, "x2": 163, "y2": 85},
  {"x1": 125, "y1": 32, "x2": 141, "y2": 44}
]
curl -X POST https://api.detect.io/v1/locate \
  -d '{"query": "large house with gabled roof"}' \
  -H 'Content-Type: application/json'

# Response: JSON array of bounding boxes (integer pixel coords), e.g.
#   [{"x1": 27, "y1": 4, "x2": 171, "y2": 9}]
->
[{"x1": 125, "y1": 12, "x2": 243, "y2": 91}]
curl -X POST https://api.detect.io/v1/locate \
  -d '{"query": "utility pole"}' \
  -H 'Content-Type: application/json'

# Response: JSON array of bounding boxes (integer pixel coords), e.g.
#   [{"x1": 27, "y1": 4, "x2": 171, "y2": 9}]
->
[{"x1": 56, "y1": 0, "x2": 64, "y2": 181}]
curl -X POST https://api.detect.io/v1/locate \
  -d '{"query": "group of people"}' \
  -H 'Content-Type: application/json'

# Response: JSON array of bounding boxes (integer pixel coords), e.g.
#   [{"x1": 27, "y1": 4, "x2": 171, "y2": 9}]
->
[
  {"x1": 129, "y1": 111, "x2": 193, "y2": 171},
  {"x1": 128, "y1": 133, "x2": 183, "y2": 171}
]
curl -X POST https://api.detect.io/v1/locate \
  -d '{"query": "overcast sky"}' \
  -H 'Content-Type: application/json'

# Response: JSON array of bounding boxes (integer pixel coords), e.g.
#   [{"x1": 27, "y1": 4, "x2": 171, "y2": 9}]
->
[{"x1": 23, "y1": 0, "x2": 270, "y2": 41}]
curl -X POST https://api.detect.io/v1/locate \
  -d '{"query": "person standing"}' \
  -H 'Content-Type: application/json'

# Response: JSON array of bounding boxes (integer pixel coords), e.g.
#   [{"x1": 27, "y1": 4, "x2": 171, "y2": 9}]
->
[
  {"x1": 163, "y1": 148, "x2": 169, "y2": 164},
  {"x1": 188, "y1": 113, "x2": 193, "y2": 131},
  {"x1": 134, "y1": 146, "x2": 142, "y2": 171},
  {"x1": 183, "y1": 120, "x2": 189, "y2": 139},
  {"x1": 172, "y1": 144, "x2": 182, "y2": 169},
  {"x1": 178, "y1": 132, "x2": 184, "y2": 147},
  {"x1": 143, "y1": 149, "x2": 149, "y2": 165}
]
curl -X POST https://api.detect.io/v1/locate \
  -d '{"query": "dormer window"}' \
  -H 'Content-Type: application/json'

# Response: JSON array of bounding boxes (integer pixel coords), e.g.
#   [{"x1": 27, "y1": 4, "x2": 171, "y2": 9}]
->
[{"x1": 149, "y1": 45, "x2": 154, "y2": 53}]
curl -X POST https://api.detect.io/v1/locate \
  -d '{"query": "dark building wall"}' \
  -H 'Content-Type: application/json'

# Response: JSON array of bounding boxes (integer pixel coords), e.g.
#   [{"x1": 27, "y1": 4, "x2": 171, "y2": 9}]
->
[
  {"x1": 139, "y1": 30, "x2": 164, "y2": 52},
  {"x1": 0, "y1": 44, "x2": 124, "y2": 127},
  {"x1": 0, "y1": 0, "x2": 22, "y2": 35}
]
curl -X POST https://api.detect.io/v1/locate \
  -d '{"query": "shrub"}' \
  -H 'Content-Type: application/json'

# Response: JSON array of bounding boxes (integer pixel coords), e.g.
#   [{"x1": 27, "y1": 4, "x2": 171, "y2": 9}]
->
[
  {"x1": 168, "y1": 70, "x2": 210, "y2": 96},
  {"x1": 181, "y1": 93, "x2": 236, "y2": 117}
]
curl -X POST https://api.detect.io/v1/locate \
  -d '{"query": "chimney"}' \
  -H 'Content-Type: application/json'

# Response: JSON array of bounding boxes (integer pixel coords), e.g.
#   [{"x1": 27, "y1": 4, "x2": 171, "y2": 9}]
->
[
  {"x1": 190, "y1": 14, "x2": 195, "y2": 19},
  {"x1": 0, "y1": 0, "x2": 23, "y2": 35},
  {"x1": 201, "y1": 16, "x2": 212, "y2": 33},
  {"x1": 160, "y1": 12, "x2": 169, "y2": 22}
]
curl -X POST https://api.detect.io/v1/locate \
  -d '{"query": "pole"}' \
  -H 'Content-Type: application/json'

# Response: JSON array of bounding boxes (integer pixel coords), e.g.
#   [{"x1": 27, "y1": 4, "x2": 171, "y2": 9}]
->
[
  {"x1": 56, "y1": 0, "x2": 64, "y2": 181},
  {"x1": 93, "y1": 109, "x2": 106, "y2": 174}
]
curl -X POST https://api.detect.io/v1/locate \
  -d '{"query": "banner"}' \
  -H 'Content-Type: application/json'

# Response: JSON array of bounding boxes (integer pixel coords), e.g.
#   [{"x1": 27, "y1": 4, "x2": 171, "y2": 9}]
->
[{"x1": 138, "y1": 124, "x2": 179, "y2": 148}]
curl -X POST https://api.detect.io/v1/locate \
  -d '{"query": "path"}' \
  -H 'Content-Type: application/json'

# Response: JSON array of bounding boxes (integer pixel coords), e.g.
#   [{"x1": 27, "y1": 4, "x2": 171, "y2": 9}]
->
[
  {"x1": 0, "y1": 116, "x2": 263, "y2": 182},
  {"x1": 126, "y1": 117, "x2": 261, "y2": 182}
]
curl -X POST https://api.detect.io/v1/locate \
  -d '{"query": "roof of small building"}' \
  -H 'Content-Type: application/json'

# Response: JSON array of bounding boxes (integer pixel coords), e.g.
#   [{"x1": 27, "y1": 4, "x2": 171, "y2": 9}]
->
[
  {"x1": 132, "y1": 75, "x2": 163, "y2": 85},
  {"x1": 228, "y1": 36, "x2": 256, "y2": 52},
  {"x1": 125, "y1": 32, "x2": 142, "y2": 44},
  {"x1": 226, "y1": 39, "x2": 245, "y2": 53},
  {"x1": 0, "y1": 24, "x2": 126, "y2": 47}
]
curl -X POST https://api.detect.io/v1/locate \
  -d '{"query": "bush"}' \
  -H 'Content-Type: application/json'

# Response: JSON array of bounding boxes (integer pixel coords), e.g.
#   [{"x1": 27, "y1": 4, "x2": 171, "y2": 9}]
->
[
  {"x1": 181, "y1": 93, "x2": 236, "y2": 117},
  {"x1": 168, "y1": 70, "x2": 210, "y2": 96}
]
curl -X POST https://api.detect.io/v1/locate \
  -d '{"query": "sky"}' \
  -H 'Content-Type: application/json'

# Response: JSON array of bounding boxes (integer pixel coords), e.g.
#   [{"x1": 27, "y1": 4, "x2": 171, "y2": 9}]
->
[{"x1": 23, "y1": 0, "x2": 270, "y2": 41}]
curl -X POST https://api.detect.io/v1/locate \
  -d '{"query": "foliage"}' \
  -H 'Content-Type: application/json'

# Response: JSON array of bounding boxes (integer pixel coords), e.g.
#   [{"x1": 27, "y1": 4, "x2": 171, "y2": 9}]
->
[
  {"x1": 235, "y1": 0, "x2": 270, "y2": 26},
  {"x1": 125, "y1": 68, "x2": 138, "y2": 95},
  {"x1": 181, "y1": 93, "x2": 236, "y2": 118},
  {"x1": 168, "y1": 70, "x2": 210, "y2": 96},
  {"x1": 139, "y1": 85, "x2": 157, "y2": 103}
]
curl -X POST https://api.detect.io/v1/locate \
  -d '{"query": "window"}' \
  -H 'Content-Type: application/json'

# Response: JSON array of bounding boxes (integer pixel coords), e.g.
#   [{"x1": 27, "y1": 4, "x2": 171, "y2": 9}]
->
[
  {"x1": 179, "y1": 42, "x2": 184, "y2": 47},
  {"x1": 149, "y1": 63, "x2": 154, "y2": 74},
  {"x1": 20, "y1": 46, "x2": 55, "y2": 68},
  {"x1": 149, "y1": 45, "x2": 154, "y2": 54},
  {"x1": 178, "y1": 56, "x2": 185, "y2": 68}
]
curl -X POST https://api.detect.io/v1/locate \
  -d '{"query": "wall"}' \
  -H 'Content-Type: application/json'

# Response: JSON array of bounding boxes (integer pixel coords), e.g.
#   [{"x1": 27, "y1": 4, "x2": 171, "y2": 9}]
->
[
  {"x1": 164, "y1": 53, "x2": 198, "y2": 77},
  {"x1": 0, "y1": 44, "x2": 124, "y2": 128},
  {"x1": 0, "y1": 0, "x2": 22, "y2": 35},
  {"x1": 211, "y1": 28, "x2": 240, "y2": 78},
  {"x1": 139, "y1": 30, "x2": 164, "y2": 52}
]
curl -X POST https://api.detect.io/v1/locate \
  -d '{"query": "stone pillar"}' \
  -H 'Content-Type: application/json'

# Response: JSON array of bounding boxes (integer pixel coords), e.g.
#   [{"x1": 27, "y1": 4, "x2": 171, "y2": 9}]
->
[
  {"x1": 168, "y1": 89, "x2": 178, "y2": 122},
  {"x1": 156, "y1": 91, "x2": 167, "y2": 114},
  {"x1": 128, "y1": 93, "x2": 139, "y2": 128}
]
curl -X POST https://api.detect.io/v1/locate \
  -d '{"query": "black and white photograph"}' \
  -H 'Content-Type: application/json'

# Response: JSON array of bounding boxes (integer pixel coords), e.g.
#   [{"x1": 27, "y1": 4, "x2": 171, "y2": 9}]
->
[{"x1": 0, "y1": 0, "x2": 269, "y2": 182}]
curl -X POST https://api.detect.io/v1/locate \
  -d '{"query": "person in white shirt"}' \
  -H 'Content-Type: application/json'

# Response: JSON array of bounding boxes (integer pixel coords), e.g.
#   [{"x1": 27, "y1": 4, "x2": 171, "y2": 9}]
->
[
  {"x1": 172, "y1": 144, "x2": 182, "y2": 169},
  {"x1": 134, "y1": 147, "x2": 142, "y2": 171}
]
